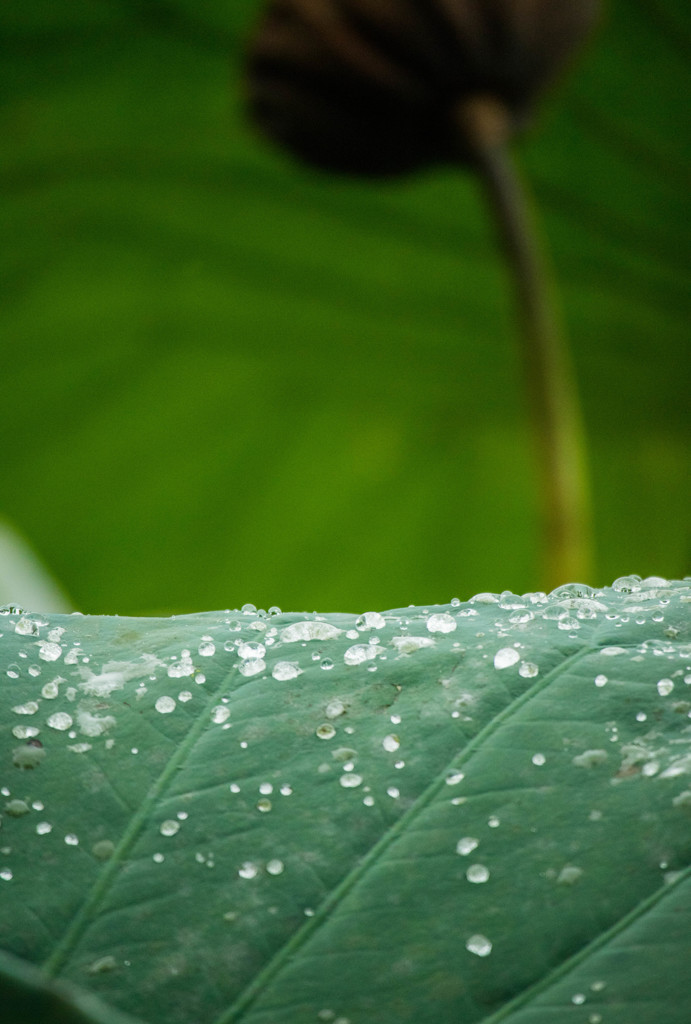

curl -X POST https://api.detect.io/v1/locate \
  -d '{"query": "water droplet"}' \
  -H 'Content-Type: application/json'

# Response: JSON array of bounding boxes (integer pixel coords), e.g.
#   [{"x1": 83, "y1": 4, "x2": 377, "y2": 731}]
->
[
  {"x1": 229, "y1": 783, "x2": 241, "y2": 793},
  {"x1": 488, "y1": 815, "x2": 500, "y2": 828},
  {"x1": 636, "y1": 711, "x2": 647, "y2": 722},
  {"x1": 160, "y1": 820, "x2": 180, "y2": 837},
  {"x1": 531, "y1": 753, "x2": 546, "y2": 766},
  {"x1": 153, "y1": 853, "x2": 164, "y2": 863},
  {"x1": 266, "y1": 858, "x2": 284, "y2": 875},
  {"x1": 316, "y1": 724, "x2": 336, "y2": 740},
  {"x1": 178, "y1": 690, "x2": 193, "y2": 702},
  {"x1": 572, "y1": 749, "x2": 608, "y2": 768},
  {"x1": 4, "y1": 799, "x2": 30, "y2": 817},
  {"x1": 64, "y1": 834, "x2": 79, "y2": 846},
  {"x1": 280, "y1": 784, "x2": 293, "y2": 796},
  {"x1": 363, "y1": 794, "x2": 375, "y2": 806},
  {"x1": 320, "y1": 658, "x2": 334, "y2": 670},
  {"x1": 519, "y1": 662, "x2": 539, "y2": 678},
  {"x1": 198, "y1": 639, "x2": 216, "y2": 657},
  {"x1": 445, "y1": 771, "x2": 464, "y2": 785},
  {"x1": 87, "y1": 955, "x2": 118, "y2": 974},
  {"x1": 466, "y1": 934, "x2": 492, "y2": 957},
  {"x1": 38, "y1": 641, "x2": 62, "y2": 662},
  {"x1": 238, "y1": 658, "x2": 266, "y2": 678},
  {"x1": 155, "y1": 696, "x2": 176, "y2": 714},
  {"x1": 344, "y1": 643, "x2": 380, "y2": 666},
  {"x1": 340, "y1": 773, "x2": 362, "y2": 789},
  {"x1": 281, "y1": 621, "x2": 343, "y2": 643},
  {"x1": 257, "y1": 798, "x2": 272, "y2": 813},
  {"x1": 92, "y1": 839, "x2": 114, "y2": 859},
  {"x1": 494, "y1": 647, "x2": 520, "y2": 669},
  {"x1": 167, "y1": 653, "x2": 195, "y2": 678},
  {"x1": 456, "y1": 837, "x2": 479, "y2": 856},
  {"x1": 0, "y1": 868, "x2": 13, "y2": 881},
  {"x1": 238, "y1": 861, "x2": 258, "y2": 879},
  {"x1": 36, "y1": 822, "x2": 52, "y2": 835},
  {"x1": 12, "y1": 702, "x2": 39, "y2": 716},
  {"x1": 466, "y1": 864, "x2": 490, "y2": 883},
  {"x1": 15, "y1": 616, "x2": 40, "y2": 636},
  {"x1": 11, "y1": 725, "x2": 39, "y2": 740},
  {"x1": 386, "y1": 786, "x2": 400, "y2": 799},
  {"x1": 356, "y1": 612, "x2": 386, "y2": 630},
  {"x1": 426, "y1": 613, "x2": 456, "y2": 634},
  {"x1": 657, "y1": 678, "x2": 674, "y2": 696},
  {"x1": 272, "y1": 661, "x2": 302, "y2": 681},
  {"x1": 557, "y1": 865, "x2": 583, "y2": 885},
  {"x1": 325, "y1": 699, "x2": 345, "y2": 719},
  {"x1": 391, "y1": 635, "x2": 435, "y2": 653},
  {"x1": 47, "y1": 712, "x2": 73, "y2": 731},
  {"x1": 12, "y1": 744, "x2": 46, "y2": 769},
  {"x1": 382, "y1": 734, "x2": 400, "y2": 752},
  {"x1": 571, "y1": 993, "x2": 586, "y2": 1005},
  {"x1": 211, "y1": 705, "x2": 230, "y2": 724}
]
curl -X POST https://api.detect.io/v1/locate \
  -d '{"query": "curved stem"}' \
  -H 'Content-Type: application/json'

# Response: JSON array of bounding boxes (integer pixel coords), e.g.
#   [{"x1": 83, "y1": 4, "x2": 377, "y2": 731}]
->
[{"x1": 456, "y1": 96, "x2": 593, "y2": 590}]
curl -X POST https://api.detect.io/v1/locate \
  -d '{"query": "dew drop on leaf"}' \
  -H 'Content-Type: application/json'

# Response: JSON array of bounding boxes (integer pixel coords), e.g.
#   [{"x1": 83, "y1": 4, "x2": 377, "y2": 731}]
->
[
  {"x1": 47, "y1": 712, "x2": 73, "y2": 731},
  {"x1": 155, "y1": 696, "x2": 176, "y2": 714},
  {"x1": 339, "y1": 773, "x2": 363, "y2": 789},
  {"x1": 456, "y1": 837, "x2": 479, "y2": 856},
  {"x1": 466, "y1": 864, "x2": 490, "y2": 883},
  {"x1": 466, "y1": 934, "x2": 492, "y2": 957},
  {"x1": 426, "y1": 613, "x2": 456, "y2": 634},
  {"x1": 494, "y1": 647, "x2": 520, "y2": 669}
]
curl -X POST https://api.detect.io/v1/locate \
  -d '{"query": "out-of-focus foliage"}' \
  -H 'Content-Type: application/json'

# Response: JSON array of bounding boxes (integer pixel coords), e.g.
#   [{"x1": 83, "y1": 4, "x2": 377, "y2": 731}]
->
[
  {"x1": 1, "y1": 581, "x2": 690, "y2": 1023},
  {"x1": 0, "y1": 1, "x2": 688, "y2": 615}
]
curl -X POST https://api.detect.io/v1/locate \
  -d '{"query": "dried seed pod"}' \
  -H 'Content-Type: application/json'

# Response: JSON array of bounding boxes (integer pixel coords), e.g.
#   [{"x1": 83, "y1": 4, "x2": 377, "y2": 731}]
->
[{"x1": 246, "y1": 0, "x2": 600, "y2": 175}]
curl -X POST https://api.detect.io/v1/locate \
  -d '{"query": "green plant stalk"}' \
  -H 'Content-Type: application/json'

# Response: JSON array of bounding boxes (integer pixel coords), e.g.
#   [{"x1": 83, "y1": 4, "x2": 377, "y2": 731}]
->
[{"x1": 457, "y1": 97, "x2": 593, "y2": 590}]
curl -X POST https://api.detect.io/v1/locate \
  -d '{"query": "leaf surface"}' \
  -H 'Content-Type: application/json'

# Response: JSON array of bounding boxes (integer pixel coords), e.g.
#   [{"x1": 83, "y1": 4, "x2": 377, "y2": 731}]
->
[{"x1": 1, "y1": 578, "x2": 690, "y2": 1022}]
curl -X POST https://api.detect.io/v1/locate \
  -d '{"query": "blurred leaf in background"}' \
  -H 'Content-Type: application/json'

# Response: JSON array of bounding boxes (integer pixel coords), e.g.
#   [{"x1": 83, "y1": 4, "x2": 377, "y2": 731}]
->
[{"x1": 0, "y1": 0, "x2": 689, "y2": 616}]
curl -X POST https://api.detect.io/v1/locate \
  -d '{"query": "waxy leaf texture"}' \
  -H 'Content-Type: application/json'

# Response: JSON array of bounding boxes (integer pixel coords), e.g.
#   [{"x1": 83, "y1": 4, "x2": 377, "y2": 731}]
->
[{"x1": 1, "y1": 577, "x2": 690, "y2": 1023}]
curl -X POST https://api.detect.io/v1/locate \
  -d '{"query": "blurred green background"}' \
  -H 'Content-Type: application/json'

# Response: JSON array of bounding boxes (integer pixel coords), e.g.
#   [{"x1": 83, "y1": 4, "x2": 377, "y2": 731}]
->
[{"x1": 1, "y1": 0, "x2": 689, "y2": 616}]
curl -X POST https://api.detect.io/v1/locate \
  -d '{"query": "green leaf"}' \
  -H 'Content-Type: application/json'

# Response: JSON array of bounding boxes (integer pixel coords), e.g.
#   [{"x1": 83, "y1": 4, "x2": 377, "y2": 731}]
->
[
  {"x1": 1, "y1": 1, "x2": 689, "y2": 614},
  {"x1": 1, "y1": 577, "x2": 689, "y2": 1023}
]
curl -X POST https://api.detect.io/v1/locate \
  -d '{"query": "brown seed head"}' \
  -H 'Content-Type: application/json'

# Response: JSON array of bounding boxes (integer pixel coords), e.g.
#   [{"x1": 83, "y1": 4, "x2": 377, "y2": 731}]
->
[{"x1": 246, "y1": 0, "x2": 600, "y2": 175}]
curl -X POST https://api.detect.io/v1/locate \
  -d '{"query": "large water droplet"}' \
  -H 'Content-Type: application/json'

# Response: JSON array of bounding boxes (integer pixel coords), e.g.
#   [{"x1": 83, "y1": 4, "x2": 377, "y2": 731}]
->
[
  {"x1": 155, "y1": 696, "x2": 176, "y2": 714},
  {"x1": 494, "y1": 648, "x2": 520, "y2": 669},
  {"x1": 466, "y1": 934, "x2": 492, "y2": 957},
  {"x1": 47, "y1": 712, "x2": 73, "y2": 731},
  {"x1": 466, "y1": 864, "x2": 490, "y2": 883},
  {"x1": 382, "y1": 734, "x2": 400, "y2": 752},
  {"x1": 339, "y1": 773, "x2": 363, "y2": 788},
  {"x1": 238, "y1": 861, "x2": 258, "y2": 879},
  {"x1": 160, "y1": 820, "x2": 180, "y2": 837},
  {"x1": 426, "y1": 613, "x2": 456, "y2": 634},
  {"x1": 238, "y1": 658, "x2": 266, "y2": 678},
  {"x1": 456, "y1": 837, "x2": 479, "y2": 856},
  {"x1": 280, "y1": 621, "x2": 342, "y2": 643},
  {"x1": 344, "y1": 644, "x2": 380, "y2": 666},
  {"x1": 272, "y1": 661, "x2": 302, "y2": 681},
  {"x1": 356, "y1": 612, "x2": 386, "y2": 630}
]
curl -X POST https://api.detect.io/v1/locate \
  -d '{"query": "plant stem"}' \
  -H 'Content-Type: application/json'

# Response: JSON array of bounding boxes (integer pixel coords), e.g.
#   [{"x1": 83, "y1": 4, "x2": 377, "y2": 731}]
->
[{"x1": 456, "y1": 96, "x2": 593, "y2": 590}]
